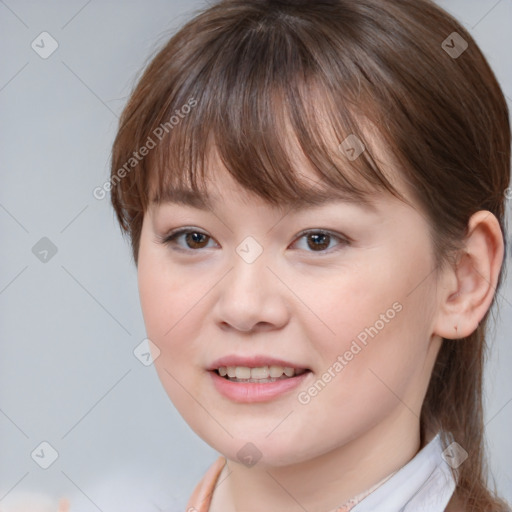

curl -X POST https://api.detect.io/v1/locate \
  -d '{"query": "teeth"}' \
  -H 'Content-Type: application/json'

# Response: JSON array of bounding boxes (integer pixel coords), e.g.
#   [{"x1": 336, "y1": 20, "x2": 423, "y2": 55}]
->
[
  {"x1": 235, "y1": 367, "x2": 251, "y2": 379},
  {"x1": 269, "y1": 365, "x2": 284, "y2": 378},
  {"x1": 283, "y1": 367, "x2": 295, "y2": 377},
  {"x1": 250, "y1": 366, "x2": 269, "y2": 379},
  {"x1": 216, "y1": 365, "x2": 306, "y2": 381}
]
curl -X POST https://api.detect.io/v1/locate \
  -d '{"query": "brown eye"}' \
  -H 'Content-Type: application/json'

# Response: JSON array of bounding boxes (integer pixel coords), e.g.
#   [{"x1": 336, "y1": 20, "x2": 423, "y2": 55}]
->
[
  {"x1": 161, "y1": 229, "x2": 216, "y2": 251},
  {"x1": 306, "y1": 232, "x2": 330, "y2": 251},
  {"x1": 183, "y1": 231, "x2": 210, "y2": 249},
  {"x1": 292, "y1": 230, "x2": 350, "y2": 254}
]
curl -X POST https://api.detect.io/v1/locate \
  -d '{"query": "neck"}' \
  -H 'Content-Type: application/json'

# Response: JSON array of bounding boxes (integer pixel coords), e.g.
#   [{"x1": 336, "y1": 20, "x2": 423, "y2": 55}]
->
[{"x1": 209, "y1": 411, "x2": 422, "y2": 512}]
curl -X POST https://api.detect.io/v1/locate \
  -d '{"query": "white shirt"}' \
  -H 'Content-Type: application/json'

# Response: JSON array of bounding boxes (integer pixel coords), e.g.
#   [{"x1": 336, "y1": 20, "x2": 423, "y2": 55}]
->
[{"x1": 352, "y1": 431, "x2": 457, "y2": 512}]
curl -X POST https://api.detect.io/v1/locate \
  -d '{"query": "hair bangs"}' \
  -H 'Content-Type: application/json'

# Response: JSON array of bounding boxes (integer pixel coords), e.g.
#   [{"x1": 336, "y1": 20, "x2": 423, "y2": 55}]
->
[{"x1": 145, "y1": 12, "x2": 400, "y2": 213}]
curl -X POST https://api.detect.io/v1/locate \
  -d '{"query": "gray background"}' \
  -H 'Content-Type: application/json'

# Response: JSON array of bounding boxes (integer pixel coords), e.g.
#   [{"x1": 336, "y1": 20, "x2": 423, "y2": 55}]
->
[{"x1": 0, "y1": 1, "x2": 511, "y2": 510}]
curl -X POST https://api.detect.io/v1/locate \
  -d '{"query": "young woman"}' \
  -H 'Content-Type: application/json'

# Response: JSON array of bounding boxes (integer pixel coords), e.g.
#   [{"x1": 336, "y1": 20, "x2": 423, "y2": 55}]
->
[{"x1": 108, "y1": 0, "x2": 511, "y2": 510}]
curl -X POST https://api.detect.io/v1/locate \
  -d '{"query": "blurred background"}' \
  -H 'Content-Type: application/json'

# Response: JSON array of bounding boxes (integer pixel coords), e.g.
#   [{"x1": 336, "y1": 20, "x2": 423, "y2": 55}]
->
[{"x1": 0, "y1": 0, "x2": 511, "y2": 510}]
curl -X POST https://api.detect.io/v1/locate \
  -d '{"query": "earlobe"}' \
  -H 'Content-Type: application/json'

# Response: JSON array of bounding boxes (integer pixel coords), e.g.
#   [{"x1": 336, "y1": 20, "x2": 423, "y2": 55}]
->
[{"x1": 433, "y1": 210, "x2": 504, "y2": 340}]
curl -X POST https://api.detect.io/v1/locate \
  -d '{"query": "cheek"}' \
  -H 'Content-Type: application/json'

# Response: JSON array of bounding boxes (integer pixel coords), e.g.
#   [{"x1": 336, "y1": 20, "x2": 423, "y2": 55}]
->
[
  {"x1": 294, "y1": 258, "x2": 398, "y2": 356},
  {"x1": 137, "y1": 255, "x2": 206, "y2": 419},
  {"x1": 300, "y1": 250, "x2": 435, "y2": 410},
  {"x1": 290, "y1": 304, "x2": 430, "y2": 455},
  {"x1": 138, "y1": 244, "x2": 195, "y2": 339},
  {"x1": 137, "y1": 249, "x2": 199, "y2": 393}
]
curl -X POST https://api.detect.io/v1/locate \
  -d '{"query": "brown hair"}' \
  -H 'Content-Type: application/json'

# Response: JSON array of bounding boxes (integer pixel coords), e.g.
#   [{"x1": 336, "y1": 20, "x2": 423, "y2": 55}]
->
[{"x1": 110, "y1": 0, "x2": 511, "y2": 509}]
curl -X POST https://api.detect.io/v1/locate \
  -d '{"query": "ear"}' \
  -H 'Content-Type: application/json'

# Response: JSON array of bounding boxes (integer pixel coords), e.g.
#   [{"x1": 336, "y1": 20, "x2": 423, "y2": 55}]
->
[{"x1": 433, "y1": 210, "x2": 504, "y2": 340}]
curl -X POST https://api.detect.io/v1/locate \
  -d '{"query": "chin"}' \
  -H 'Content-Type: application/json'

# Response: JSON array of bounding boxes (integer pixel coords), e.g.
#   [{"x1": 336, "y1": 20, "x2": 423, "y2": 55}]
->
[{"x1": 201, "y1": 430, "x2": 317, "y2": 468}]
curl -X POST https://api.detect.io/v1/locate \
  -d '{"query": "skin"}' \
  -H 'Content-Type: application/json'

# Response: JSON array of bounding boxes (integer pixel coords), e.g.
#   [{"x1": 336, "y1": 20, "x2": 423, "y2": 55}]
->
[{"x1": 137, "y1": 146, "x2": 503, "y2": 512}]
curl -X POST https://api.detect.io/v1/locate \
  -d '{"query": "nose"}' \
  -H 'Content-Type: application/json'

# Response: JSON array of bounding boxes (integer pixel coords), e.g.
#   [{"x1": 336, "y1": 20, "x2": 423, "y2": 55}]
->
[{"x1": 213, "y1": 253, "x2": 290, "y2": 334}]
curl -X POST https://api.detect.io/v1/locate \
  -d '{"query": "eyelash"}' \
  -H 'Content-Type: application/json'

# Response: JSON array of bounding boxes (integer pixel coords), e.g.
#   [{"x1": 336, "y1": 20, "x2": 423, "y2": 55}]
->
[{"x1": 157, "y1": 227, "x2": 351, "y2": 256}]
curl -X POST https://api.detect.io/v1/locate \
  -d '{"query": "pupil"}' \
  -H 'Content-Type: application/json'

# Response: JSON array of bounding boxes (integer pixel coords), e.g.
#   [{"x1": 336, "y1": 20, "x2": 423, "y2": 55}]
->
[
  {"x1": 309, "y1": 233, "x2": 329, "y2": 251},
  {"x1": 187, "y1": 232, "x2": 207, "y2": 248}
]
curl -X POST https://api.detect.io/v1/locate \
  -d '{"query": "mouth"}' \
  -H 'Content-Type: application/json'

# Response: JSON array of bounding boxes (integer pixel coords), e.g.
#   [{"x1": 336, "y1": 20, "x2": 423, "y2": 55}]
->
[
  {"x1": 207, "y1": 357, "x2": 312, "y2": 402},
  {"x1": 213, "y1": 365, "x2": 310, "y2": 383}
]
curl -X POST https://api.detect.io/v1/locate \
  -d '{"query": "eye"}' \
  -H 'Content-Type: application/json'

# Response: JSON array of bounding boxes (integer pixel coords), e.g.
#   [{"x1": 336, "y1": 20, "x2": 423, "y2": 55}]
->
[
  {"x1": 159, "y1": 228, "x2": 217, "y2": 252},
  {"x1": 158, "y1": 227, "x2": 350, "y2": 255},
  {"x1": 291, "y1": 229, "x2": 350, "y2": 254}
]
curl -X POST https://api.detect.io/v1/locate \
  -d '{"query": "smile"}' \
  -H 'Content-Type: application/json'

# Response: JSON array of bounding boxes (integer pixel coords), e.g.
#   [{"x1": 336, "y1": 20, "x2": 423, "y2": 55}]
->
[
  {"x1": 216, "y1": 365, "x2": 308, "y2": 382},
  {"x1": 209, "y1": 365, "x2": 312, "y2": 403}
]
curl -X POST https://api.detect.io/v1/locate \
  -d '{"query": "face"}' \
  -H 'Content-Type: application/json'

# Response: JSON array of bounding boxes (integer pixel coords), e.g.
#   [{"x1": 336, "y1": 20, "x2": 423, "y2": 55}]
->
[{"x1": 137, "y1": 152, "x2": 443, "y2": 468}]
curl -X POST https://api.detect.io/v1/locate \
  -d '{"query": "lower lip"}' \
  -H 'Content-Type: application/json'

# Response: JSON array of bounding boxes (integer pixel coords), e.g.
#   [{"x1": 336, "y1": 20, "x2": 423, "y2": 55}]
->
[{"x1": 209, "y1": 370, "x2": 311, "y2": 403}]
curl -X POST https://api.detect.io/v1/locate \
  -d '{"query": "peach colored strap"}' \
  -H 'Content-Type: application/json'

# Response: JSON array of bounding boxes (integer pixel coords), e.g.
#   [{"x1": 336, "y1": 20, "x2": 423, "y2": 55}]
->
[
  {"x1": 57, "y1": 498, "x2": 70, "y2": 512},
  {"x1": 185, "y1": 456, "x2": 226, "y2": 512}
]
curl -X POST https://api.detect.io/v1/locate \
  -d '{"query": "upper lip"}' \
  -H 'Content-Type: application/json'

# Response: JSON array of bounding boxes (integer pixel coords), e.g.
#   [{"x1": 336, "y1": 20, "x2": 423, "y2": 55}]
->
[{"x1": 207, "y1": 355, "x2": 310, "y2": 371}]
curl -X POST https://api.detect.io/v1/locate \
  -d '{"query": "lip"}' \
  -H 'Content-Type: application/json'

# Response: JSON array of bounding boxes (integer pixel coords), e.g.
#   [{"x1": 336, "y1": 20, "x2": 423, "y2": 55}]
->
[
  {"x1": 207, "y1": 355, "x2": 309, "y2": 371},
  {"x1": 209, "y1": 369, "x2": 311, "y2": 403}
]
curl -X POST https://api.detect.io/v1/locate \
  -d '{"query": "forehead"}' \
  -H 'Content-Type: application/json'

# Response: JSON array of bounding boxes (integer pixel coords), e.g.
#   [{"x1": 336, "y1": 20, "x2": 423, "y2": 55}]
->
[
  {"x1": 145, "y1": 96, "x2": 412, "y2": 219},
  {"x1": 150, "y1": 182, "x2": 379, "y2": 213},
  {"x1": 148, "y1": 129, "x2": 386, "y2": 214}
]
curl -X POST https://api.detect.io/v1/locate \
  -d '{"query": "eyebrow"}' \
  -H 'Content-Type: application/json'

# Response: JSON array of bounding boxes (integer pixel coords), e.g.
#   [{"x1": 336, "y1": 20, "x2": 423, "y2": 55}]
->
[{"x1": 151, "y1": 186, "x2": 378, "y2": 212}]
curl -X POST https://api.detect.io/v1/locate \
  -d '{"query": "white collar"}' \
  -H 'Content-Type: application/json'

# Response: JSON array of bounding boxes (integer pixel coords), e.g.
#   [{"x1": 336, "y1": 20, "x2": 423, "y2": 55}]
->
[{"x1": 351, "y1": 431, "x2": 457, "y2": 512}]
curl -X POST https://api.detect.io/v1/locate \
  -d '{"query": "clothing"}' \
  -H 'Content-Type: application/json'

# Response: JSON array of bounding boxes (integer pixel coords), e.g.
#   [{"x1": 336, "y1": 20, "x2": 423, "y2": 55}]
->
[
  {"x1": 185, "y1": 431, "x2": 457, "y2": 512},
  {"x1": 0, "y1": 495, "x2": 69, "y2": 512}
]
